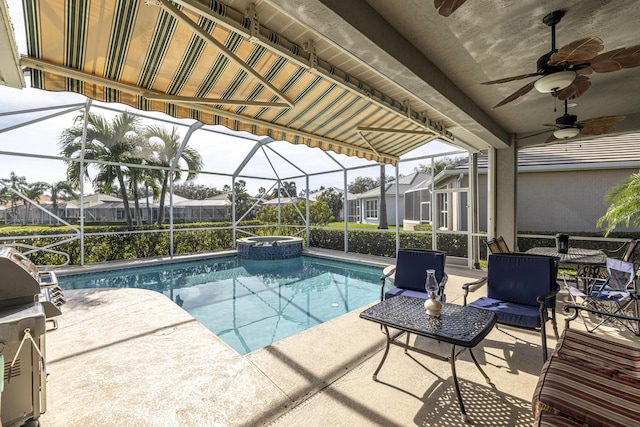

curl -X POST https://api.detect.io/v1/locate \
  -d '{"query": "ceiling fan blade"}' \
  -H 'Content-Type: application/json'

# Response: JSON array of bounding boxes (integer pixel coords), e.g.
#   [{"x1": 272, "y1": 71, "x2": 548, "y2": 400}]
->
[
  {"x1": 545, "y1": 133, "x2": 559, "y2": 144},
  {"x1": 553, "y1": 75, "x2": 591, "y2": 100},
  {"x1": 577, "y1": 115, "x2": 625, "y2": 127},
  {"x1": 492, "y1": 81, "x2": 535, "y2": 108},
  {"x1": 577, "y1": 115, "x2": 625, "y2": 135},
  {"x1": 549, "y1": 37, "x2": 604, "y2": 65},
  {"x1": 480, "y1": 73, "x2": 540, "y2": 85},
  {"x1": 434, "y1": 0, "x2": 467, "y2": 17},
  {"x1": 580, "y1": 125, "x2": 617, "y2": 136},
  {"x1": 589, "y1": 45, "x2": 640, "y2": 73}
]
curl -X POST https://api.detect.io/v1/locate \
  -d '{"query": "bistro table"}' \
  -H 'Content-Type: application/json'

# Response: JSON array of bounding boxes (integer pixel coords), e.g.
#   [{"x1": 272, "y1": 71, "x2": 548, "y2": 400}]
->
[
  {"x1": 525, "y1": 247, "x2": 606, "y2": 280},
  {"x1": 360, "y1": 295, "x2": 497, "y2": 422}
]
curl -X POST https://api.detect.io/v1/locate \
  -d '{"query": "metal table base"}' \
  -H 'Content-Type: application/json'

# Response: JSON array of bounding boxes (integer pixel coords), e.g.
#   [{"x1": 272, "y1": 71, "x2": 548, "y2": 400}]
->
[{"x1": 360, "y1": 297, "x2": 497, "y2": 423}]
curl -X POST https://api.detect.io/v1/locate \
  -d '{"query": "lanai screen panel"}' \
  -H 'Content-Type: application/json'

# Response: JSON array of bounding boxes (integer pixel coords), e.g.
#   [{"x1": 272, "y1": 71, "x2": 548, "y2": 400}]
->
[{"x1": 20, "y1": 0, "x2": 449, "y2": 165}]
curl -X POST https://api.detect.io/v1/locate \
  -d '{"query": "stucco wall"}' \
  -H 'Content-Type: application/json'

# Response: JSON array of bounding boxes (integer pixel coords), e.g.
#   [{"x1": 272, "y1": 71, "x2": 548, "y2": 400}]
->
[
  {"x1": 440, "y1": 168, "x2": 637, "y2": 233},
  {"x1": 359, "y1": 195, "x2": 400, "y2": 226},
  {"x1": 517, "y1": 169, "x2": 636, "y2": 233}
]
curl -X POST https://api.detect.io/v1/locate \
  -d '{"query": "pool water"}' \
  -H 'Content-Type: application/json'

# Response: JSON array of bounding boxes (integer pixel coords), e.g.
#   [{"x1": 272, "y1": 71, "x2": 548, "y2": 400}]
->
[{"x1": 58, "y1": 256, "x2": 385, "y2": 355}]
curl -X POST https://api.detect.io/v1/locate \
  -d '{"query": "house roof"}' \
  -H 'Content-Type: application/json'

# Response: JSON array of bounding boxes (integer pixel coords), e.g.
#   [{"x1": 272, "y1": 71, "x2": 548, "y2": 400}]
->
[
  {"x1": 357, "y1": 172, "x2": 430, "y2": 199},
  {"x1": 308, "y1": 187, "x2": 343, "y2": 202},
  {"x1": 65, "y1": 193, "x2": 230, "y2": 209},
  {"x1": 173, "y1": 198, "x2": 230, "y2": 207},
  {"x1": 65, "y1": 193, "x2": 123, "y2": 209},
  {"x1": 262, "y1": 197, "x2": 299, "y2": 205},
  {"x1": 446, "y1": 133, "x2": 640, "y2": 174}
]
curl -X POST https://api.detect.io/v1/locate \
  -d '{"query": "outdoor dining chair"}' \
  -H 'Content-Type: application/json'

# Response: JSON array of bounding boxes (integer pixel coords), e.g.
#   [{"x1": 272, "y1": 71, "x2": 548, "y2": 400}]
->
[
  {"x1": 463, "y1": 253, "x2": 560, "y2": 361},
  {"x1": 381, "y1": 249, "x2": 448, "y2": 302},
  {"x1": 565, "y1": 257, "x2": 639, "y2": 334},
  {"x1": 486, "y1": 236, "x2": 510, "y2": 254},
  {"x1": 621, "y1": 239, "x2": 639, "y2": 263}
]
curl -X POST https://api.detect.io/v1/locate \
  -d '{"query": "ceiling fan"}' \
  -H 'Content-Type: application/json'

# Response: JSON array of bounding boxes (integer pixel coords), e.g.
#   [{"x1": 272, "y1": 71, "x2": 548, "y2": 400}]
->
[
  {"x1": 542, "y1": 100, "x2": 625, "y2": 143},
  {"x1": 482, "y1": 10, "x2": 640, "y2": 108},
  {"x1": 434, "y1": 0, "x2": 468, "y2": 17}
]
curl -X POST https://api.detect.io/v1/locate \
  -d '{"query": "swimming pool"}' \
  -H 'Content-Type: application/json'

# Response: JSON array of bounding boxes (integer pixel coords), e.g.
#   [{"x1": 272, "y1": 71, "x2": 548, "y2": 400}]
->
[{"x1": 58, "y1": 256, "x2": 385, "y2": 355}]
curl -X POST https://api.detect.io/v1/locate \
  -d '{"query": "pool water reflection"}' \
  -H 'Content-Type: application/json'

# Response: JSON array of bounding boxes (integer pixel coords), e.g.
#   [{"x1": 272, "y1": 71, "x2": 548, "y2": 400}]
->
[{"x1": 58, "y1": 256, "x2": 384, "y2": 355}]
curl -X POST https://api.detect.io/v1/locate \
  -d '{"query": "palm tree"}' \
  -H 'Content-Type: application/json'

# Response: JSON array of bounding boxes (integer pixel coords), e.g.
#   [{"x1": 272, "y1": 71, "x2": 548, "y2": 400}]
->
[
  {"x1": 23, "y1": 181, "x2": 48, "y2": 225},
  {"x1": 144, "y1": 125, "x2": 203, "y2": 225},
  {"x1": 271, "y1": 181, "x2": 297, "y2": 199},
  {"x1": 1, "y1": 172, "x2": 28, "y2": 223},
  {"x1": 59, "y1": 112, "x2": 141, "y2": 226},
  {"x1": 125, "y1": 135, "x2": 160, "y2": 225},
  {"x1": 597, "y1": 172, "x2": 640, "y2": 236},
  {"x1": 49, "y1": 180, "x2": 77, "y2": 219}
]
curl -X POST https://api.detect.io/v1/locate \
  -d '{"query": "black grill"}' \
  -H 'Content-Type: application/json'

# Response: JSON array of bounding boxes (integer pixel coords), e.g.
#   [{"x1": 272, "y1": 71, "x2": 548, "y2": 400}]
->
[{"x1": 0, "y1": 246, "x2": 65, "y2": 426}]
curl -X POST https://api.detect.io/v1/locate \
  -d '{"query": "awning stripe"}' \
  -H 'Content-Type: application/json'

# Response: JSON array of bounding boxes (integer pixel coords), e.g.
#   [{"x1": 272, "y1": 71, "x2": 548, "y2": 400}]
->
[
  {"x1": 64, "y1": 0, "x2": 86, "y2": 70},
  {"x1": 64, "y1": 0, "x2": 87, "y2": 93},
  {"x1": 213, "y1": 33, "x2": 248, "y2": 106},
  {"x1": 195, "y1": 54, "x2": 229, "y2": 98},
  {"x1": 329, "y1": 102, "x2": 380, "y2": 141},
  {"x1": 166, "y1": 17, "x2": 215, "y2": 95},
  {"x1": 282, "y1": 77, "x2": 328, "y2": 126},
  {"x1": 308, "y1": 95, "x2": 361, "y2": 135},
  {"x1": 231, "y1": 45, "x2": 269, "y2": 114},
  {"x1": 138, "y1": 9, "x2": 177, "y2": 89},
  {"x1": 105, "y1": 0, "x2": 137, "y2": 80},
  {"x1": 232, "y1": 56, "x2": 285, "y2": 114}
]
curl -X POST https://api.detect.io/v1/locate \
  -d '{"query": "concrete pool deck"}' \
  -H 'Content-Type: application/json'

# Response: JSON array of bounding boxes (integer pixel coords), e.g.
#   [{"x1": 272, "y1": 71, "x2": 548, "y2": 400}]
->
[{"x1": 37, "y1": 249, "x2": 638, "y2": 426}]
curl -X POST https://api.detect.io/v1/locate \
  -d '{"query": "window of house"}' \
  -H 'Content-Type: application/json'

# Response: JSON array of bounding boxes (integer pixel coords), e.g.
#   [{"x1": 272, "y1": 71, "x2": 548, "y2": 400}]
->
[
  {"x1": 420, "y1": 201, "x2": 431, "y2": 224},
  {"x1": 365, "y1": 200, "x2": 378, "y2": 219},
  {"x1": 438, "y1": 193, "x2": 448, "y2": 228}
]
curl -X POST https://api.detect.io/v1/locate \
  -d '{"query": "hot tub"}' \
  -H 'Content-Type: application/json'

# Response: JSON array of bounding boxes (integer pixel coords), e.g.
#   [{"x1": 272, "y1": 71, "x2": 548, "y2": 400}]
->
[{"x1": 236, "y1": 236, "x2": 303, "y2": 260}]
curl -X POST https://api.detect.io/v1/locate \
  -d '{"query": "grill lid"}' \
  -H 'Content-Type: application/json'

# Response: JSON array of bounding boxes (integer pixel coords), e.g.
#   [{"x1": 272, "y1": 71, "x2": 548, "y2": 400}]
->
[{"x1": 0, "y1": 247, "x2": 41, "y2": 307}]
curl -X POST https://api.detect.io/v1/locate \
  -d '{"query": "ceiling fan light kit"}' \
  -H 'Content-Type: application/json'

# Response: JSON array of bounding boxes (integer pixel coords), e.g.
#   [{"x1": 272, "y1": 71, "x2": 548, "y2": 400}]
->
[
  {"x1": 533, "y1": 71, "x2": 576, "y2": 93},
  {"x1": 553, "y1": 127, "x2": 580, "y2": 139},
  {"x1": 482, "y1": 9, "x2": 640, "y2": 109}
]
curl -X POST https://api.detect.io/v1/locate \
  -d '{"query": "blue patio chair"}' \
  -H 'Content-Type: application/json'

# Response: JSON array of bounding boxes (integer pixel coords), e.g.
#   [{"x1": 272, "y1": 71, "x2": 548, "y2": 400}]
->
[
  {"x1": 381, "y1": 249, "x2": 448, "y2": 302},
  {"x1": 463, "y1": 253, "x2": 560, "y2": 361}
]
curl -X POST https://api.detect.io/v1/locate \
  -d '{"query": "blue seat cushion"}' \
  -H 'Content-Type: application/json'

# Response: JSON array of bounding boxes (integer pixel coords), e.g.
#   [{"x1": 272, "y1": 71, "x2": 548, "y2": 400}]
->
[
  {"x1": 468, "y1": 296, "x2": 541, "y2": 329},
  {"x1": 385, "y1": 288, "x2": 444, "y2": 300}
]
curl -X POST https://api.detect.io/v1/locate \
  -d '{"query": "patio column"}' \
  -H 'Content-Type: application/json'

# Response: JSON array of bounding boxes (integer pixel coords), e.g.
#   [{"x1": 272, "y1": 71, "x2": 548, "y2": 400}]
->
[{"x1": 487, "y1": 144, "x2": 517, "y2": 251}]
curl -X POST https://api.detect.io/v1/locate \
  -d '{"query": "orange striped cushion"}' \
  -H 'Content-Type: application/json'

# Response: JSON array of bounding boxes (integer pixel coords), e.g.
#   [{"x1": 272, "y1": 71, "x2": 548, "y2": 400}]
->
[{"x1": 532, "y1": 328, "x2": 640, "y2": 427}]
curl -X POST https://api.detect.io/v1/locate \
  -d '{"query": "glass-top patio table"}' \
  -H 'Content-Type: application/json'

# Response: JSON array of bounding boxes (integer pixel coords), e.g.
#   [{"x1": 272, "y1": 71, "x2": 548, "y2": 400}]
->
[
  {"x1": 525, "y1": 247, "x2": 606, "y2": 266},
  {"x1": 526, "y1": 247, "x2": 606, "y2": 281},
  {"x1": 360, "y1": 296, "x2": 497, "y2": 422}
]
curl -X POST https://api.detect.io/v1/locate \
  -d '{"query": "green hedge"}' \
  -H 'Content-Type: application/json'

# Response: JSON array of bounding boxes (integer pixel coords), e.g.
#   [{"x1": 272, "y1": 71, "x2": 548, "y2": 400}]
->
[
  {"x1": 309, "y1": 229, "x2": 468, "y2": 258},
  {"x1": 0, "y1": 221, "x2": 262, "y2": 265},
  {"x1": 2, "y1": 222, "x2": 634, "y2": 266}
]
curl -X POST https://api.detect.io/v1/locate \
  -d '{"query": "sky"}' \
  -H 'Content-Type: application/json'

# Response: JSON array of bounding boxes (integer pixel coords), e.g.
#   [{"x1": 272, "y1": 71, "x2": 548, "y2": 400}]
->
[{"x1": 0, "y1": 0, "x2": 466, "y2": 196}]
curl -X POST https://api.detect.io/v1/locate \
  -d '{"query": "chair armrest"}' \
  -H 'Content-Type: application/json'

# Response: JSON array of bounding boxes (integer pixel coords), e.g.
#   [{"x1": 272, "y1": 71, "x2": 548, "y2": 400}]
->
[
  {"x1": 536, "y1": 282, "x2": 561, "y2": 304},
  {"x1": 440, "y1": 273, "x2": 448, "y2": 288},
  {"x1": 381, "y1": 264, "x2": 396, "y2": 281},
  {"x1": 380, "y1": 264, "x2": 396, "y2": 300},
  {"x1": 462, "y1": 276, "x2": 487, "y2": 306},
  {"x1": 563, "y1": 304, "x2": 640, "y2": 329}
]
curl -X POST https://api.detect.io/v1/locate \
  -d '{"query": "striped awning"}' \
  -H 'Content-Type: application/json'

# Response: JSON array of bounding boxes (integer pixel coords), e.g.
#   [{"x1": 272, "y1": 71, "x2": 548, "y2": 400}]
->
[{"x1": 19, "y1": 0, "x2": 455, "y2": 165}]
